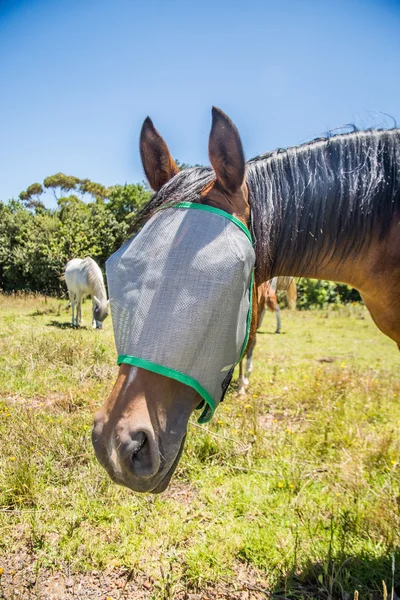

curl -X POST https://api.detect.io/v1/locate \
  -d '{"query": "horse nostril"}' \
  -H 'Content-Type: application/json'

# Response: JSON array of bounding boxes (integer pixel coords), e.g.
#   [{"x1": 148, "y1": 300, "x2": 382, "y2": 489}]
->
[
  {"x1": 126, "y1": 430, "x2": 160, "y2": 479},
  {"x1": 131, "y1": 431, "x2": 147, "y2": 460}
]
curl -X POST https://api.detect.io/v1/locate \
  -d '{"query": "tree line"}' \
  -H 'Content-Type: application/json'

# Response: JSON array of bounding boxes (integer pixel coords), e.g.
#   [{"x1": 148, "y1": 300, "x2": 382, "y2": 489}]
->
[{"x1": 0, "y1": 173, "x2": 151, "y2": 295}]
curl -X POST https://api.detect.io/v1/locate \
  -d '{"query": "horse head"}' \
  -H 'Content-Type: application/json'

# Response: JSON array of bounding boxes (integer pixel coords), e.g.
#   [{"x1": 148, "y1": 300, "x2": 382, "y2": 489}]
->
[
  {"x1": 92, "y1": 108, "x2": 257, "y2": 493},
  {"x1": 92, "y1": 296, "x2": 109, "y2": 329}
]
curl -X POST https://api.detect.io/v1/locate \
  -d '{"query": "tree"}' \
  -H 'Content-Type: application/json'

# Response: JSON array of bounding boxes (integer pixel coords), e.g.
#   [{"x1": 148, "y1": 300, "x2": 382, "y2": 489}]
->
[
  {"x1": 78, "y1": 179, "x2": 109, "y2": 200},
  {"x1": 26, "y1": 183, "x2": 44, "y2": 197},
  {"x1": 43, "y1": 173, "x2": 81, "y2": 200},
  {"x1": 175, "y1": 159, "x2": 204, "y2": 171},
  {"x1": 106, "y1": 183, "x2": 151, "y2": 224},
  {"x1": 19, "y1": 183, "x2": 45, "y2": 212}
]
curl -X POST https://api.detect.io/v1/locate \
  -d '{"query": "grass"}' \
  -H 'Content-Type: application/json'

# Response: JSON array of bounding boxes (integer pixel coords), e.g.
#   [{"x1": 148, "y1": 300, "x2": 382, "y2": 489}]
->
[{"x1": 0, "y1": 294, "x2": 399, "y2": 599}]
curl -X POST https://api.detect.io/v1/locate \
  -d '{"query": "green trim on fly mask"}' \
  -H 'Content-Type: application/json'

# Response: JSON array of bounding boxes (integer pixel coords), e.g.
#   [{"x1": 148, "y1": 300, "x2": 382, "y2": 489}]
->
[
  {"x1": 240, "y1": 270, "x2": 254, "y2": 361},
  {"x1": 117, "y1": 355, "x2": 217, "y2": 423},
  {"x1": 117, "y1": 202, "x2": 254, "y2": 423},
  {"x1": 172, "y1": 201, "x2": 253, "y2": 244}
]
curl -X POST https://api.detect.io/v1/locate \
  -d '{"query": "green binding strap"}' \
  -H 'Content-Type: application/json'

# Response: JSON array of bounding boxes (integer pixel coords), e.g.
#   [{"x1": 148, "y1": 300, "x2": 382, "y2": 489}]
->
[
  {"x1": 117, "y1": 202, "x2": 254, "y2": 423},
  {"x1": 117, "y1": 355, "x2": 216, "y2": 423},
  {"x1": 172, "y1": 201, "x2": 253, "y2": 244},
  {"x1": 240, "y1": 270, "x2": 254, "y2": 361}
]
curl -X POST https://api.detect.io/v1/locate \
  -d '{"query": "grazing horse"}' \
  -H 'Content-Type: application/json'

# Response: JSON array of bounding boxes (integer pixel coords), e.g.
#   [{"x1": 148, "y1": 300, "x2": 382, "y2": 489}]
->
[
  {"x1": 64, "y1": 257, "x2": 109, "y2": 329},
  {"x1": 238, "y1": 276, "x2": 297, "y2": 395},
  {"x1": 93, "y1": 108, "x2": 400, "y2": 493}
]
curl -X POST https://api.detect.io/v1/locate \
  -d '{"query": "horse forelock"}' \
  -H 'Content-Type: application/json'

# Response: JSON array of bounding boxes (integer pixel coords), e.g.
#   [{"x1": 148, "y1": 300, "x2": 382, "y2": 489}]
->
[{"x1": 133, "y1": 167, "x2": 214, "y2": 229}]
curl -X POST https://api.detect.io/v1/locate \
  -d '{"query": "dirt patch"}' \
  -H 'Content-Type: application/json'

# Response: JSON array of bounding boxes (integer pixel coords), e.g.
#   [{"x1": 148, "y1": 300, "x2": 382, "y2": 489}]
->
[
  {"x1": 0, "y1": 390, "x2": 98, "y2": 413},
  {"x1": 1, "y1": 393, "x2": 69, "y2": 411},
  {"x1": 0, "y1": 555, "x2": 149, "y2": 600},
  {"x1": 0, "y1": 554, "x2": 271, "y2": 600},
  {"x1": 162, "y1": 481, "x2": 198, "y2": 505}
]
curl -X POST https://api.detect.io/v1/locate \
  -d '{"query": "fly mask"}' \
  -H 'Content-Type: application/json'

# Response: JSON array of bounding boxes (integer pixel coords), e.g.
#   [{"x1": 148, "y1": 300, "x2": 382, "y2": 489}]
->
[{"x1": 106, "y1": 202, "x2": 255, "y2": 422}]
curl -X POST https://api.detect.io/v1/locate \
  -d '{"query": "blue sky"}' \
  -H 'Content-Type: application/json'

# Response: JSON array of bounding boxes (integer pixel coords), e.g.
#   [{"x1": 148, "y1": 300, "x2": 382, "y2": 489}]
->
[{"x1": 1, "y1": 0, "x2": 399, "y2": 206}]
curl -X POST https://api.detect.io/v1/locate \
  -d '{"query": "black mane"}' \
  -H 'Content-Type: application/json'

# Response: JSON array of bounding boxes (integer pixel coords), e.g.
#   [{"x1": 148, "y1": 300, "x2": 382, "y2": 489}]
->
[{"x1": 247, "y1": 128, "x2": 400, "y2": 278}]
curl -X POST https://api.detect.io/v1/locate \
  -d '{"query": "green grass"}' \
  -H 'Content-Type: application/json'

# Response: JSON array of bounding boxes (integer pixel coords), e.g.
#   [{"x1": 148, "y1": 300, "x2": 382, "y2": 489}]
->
[{"x1": 0, "y1": 295, "x2": 399, "y2": 599}]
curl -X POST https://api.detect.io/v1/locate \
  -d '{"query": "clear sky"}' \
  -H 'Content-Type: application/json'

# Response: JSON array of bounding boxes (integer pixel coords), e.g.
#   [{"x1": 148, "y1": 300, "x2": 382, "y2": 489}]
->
[{"x1": 1, "y1": 0, "x2": 399, "y2": 207}]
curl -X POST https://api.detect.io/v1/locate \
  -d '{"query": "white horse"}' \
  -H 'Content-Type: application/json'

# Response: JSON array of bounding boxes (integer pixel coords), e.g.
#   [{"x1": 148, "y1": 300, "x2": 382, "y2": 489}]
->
[{"x1": 64, "y1": 257, "x2": 109, "y2": 329}]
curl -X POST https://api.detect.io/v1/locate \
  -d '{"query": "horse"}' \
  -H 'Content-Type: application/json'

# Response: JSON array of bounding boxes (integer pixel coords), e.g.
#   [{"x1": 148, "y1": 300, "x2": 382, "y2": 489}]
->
[
  {"x1": 237, "y1": 276, "x2": 297, "y2": 395},
  {"x1": 269, "y1": 276, "x2": 297, "y2": 334},
  {"x1": 64, "y1": 257, "x2": 109, "y2": 329},
  {"x1": 92, "y1": 107, "x2": 400, "y2": 493},
  {"x1": 237, "y1": 280, "x2": 277, "y2": 395}
]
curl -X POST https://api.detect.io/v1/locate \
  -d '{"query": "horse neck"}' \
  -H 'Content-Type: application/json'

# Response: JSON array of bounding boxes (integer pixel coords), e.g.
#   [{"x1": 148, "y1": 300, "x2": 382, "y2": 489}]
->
[
  {"x1": 86, "y1": 262, "x2": 106, "y2": 301},
  {"x1": 248, "y1": 129, "x2": 400, "y2": 294},
  {"x1": 91, "y1": 277, "x2": 106, "y2": 301}
]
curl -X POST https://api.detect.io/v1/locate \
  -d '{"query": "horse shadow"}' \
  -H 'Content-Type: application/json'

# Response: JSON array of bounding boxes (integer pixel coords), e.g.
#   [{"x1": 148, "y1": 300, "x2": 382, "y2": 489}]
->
[
  {"x1": 29, "y1": 308, "x2": 61, "y2": 317},
  {"x1": 46, "y1": 320, "x2": 89, "y2": 330},
  {"x1": 257, "y1": 330, "x2": 287, "y2": 335}
]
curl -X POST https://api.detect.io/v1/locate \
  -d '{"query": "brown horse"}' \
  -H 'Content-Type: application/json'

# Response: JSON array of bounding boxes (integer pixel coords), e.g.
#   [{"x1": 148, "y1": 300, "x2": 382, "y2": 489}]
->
[
  {"x1": 237, "y1": 277, "x2": 297, "y2": 395},
  {"x1": 93, "y1": 108, "x2": 400, "y2": 493},
  {"x1": 269, "y1": 276, "x2": 297, "y2": 335},
  {"x1": 237, "y1": 281, "x2": 277, "y2": 395}
]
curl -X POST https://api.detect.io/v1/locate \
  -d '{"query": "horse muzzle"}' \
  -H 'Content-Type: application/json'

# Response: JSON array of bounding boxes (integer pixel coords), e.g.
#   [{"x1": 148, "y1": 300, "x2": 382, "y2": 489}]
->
[{"x1": 91, "y1": 412, "x2": 186, "y2": 493}]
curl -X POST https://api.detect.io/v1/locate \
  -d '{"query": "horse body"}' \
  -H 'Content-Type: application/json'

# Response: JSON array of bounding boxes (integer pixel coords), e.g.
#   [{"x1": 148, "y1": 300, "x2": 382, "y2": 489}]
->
[
  {"x1": 93, "y1": 109, "x2": 400, "y2": 493},
  {"x1": 64, "y1": 257, "x2": 109, "y2": 329}
]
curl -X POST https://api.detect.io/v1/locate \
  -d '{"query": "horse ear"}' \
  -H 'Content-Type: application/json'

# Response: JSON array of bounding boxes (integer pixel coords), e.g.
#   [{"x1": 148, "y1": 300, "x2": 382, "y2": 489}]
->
[
  {"x1": 93, "y1": 295, "x2": 100, "y2": 305},
  {"x1": 208, "y1": 107, "x2": 245, "y2": 194},
  {"x1": 140, "y1": 117, "x2": 179, "y2": 191}
]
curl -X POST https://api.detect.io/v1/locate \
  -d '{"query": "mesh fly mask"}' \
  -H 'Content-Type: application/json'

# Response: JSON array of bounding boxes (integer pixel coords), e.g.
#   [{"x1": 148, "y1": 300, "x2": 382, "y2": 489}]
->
[{"x1": 106, "y1": 202, "x2": 255, "y2": 422}]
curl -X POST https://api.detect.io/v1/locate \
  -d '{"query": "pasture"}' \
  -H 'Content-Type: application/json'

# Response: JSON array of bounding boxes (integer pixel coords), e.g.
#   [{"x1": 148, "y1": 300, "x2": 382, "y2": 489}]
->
[{"x1": 0, "y1": 294, "x2": 399, "y2": 599}]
